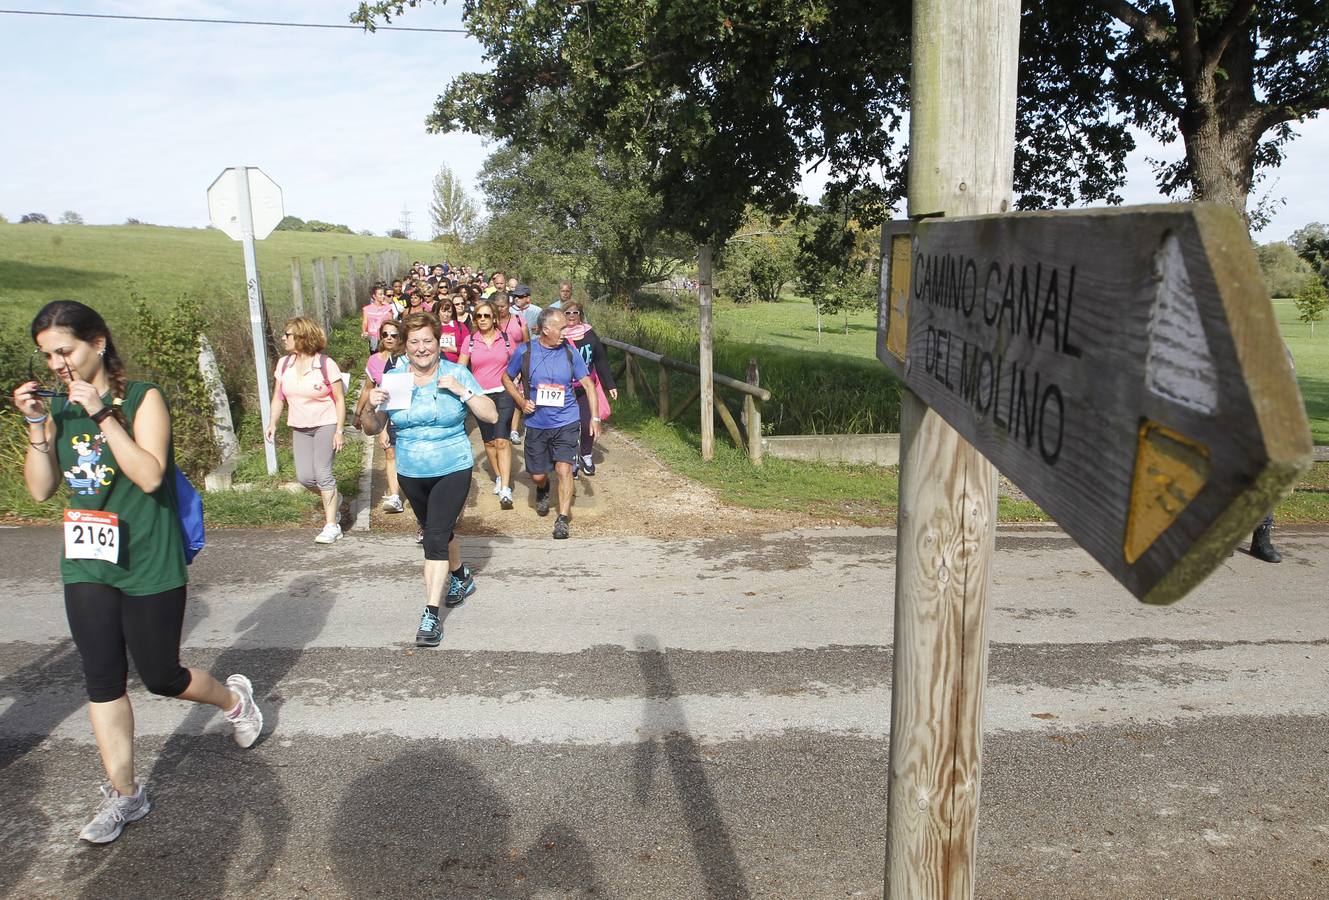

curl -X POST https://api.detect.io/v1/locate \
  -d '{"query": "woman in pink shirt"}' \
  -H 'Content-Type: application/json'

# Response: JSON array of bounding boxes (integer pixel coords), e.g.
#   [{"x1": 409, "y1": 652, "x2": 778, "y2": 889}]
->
[
  {"x1": 361, "y1": 286, "x2": 396, "y2": 351},
  {"x1": 436, "y1": 299, "x2": 470, "y2": 364},
  {"x1": 459, "y1": 300, "x2": 517, "y2": 509},
  {"x1": 264, "y1": 317, "x2": 347, "y2": 544}
]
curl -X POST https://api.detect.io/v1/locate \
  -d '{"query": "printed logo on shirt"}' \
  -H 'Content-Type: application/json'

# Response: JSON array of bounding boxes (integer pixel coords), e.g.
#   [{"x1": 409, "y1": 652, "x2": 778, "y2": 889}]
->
[{"x1": 64, "y1": 432, "x2": 115, "y2": 496}]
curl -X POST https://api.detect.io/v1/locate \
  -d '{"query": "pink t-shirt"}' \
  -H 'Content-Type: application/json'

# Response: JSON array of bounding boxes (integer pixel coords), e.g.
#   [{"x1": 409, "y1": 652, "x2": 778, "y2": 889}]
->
[
  {"x1": 439, "y1": 321, "x2": 469, "y2": 363},
  {"x1": 496, "y1": 314, "x2": 525, "y2": 346},
  {"x1": 276, "y1": 354, "x2": 343, "y2": 428},
  {"x1": 466, "y1": 330, "x2": 515, "y2": 392},
  {"x1": 363, "y1": 302, "x2": 395, "y2": 338},
  {"x1": 365, "y1": 351, "x2": 392, "y2": 386}
]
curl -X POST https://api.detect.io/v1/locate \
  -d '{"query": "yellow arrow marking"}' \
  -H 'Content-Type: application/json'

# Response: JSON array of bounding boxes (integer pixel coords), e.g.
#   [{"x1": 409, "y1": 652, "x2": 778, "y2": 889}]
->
[
  {"x1": 886, "y1": 234, "x2": 911, "y2": 363},
  {"x1": 1124, "y1": 420, "x2": 1210, "y2": 564}
]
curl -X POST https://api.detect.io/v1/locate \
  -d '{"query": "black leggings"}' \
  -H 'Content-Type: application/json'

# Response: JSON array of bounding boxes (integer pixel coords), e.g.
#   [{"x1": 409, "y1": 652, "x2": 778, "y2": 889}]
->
[
  {"x1": 65, "y1": 582, "x2": 192, "y2": 703},
  {"x1": 575, "y1": 388, "x2": 595, "y2": 456},
  {"x1": 398, "y1": 468, "x2": 472, "y2": 560}
]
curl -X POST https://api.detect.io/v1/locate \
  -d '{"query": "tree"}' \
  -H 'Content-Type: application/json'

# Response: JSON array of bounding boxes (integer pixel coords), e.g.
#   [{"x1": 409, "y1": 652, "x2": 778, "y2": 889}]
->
[
  {"x1": 716, "y1": 210, "x2": 801, "y2": 304},
  {"x1": 429, "y1": 164, "x2": 479, "y2": 242},
  {"x1": 358, "y1": 1, "x2": 1329, "y2": 236},
  {"x1": 386, "y1": 228, "x2": 408, "y2": 240},
  {"x1": 19, "y1": 212, "x2": 48, "y2": 224},
  {"x1": 477, "y1": 142, "x2": 691, "y2": 304},
  {"x1": 1257, "y1": 242, "x2": 1315, "y2": 298},
  {"x1": 276, "y1": 215, "x2": 307, "y2": 231},
  {"x1": 124, "y1": 217, "x2": 146, "y2": 225},
  {"x1": 59, "y1": 210, "x2": 84, "y2": 225},
  {"x1": 1289, "y1": 222, "x2": 1329, "y2": 280},
  {"x1": 1294, "y1": 276, "x2": 1328, "y2": 336},
  {"x1": 1029, "y1": 0, "x2": 1329, "y2": 226}
]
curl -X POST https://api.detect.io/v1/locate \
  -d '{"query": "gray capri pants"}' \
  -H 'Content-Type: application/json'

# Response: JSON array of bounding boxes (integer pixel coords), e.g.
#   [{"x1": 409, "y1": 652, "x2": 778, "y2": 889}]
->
[{"x1": 291, "y1": 424, "x2": 338, "y2": 490}]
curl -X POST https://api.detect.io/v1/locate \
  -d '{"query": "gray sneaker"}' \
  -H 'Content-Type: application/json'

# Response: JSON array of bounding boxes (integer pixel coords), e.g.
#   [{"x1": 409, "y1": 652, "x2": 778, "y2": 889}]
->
[
  {"x1": 79, "y1": 782, "x2": 150, "y2": 844},
  {"x1": 225, "y1": 674, "x2": 263, "y2": 748}
]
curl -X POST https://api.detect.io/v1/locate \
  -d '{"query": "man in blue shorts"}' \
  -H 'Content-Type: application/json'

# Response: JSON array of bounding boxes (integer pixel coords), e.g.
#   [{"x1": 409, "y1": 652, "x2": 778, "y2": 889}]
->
[{"x1": 502, "y1": 308, "x2": 600, "y2": 539}]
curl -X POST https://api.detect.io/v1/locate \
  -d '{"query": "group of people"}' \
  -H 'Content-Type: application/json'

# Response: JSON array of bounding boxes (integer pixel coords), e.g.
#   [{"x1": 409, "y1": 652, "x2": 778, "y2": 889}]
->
[
  {"x1": 266, "y1": 262, "x2": 618, "y2": 651},
  {"x1": 7, "y1": 270, "x2": 620, "y2": 845}
]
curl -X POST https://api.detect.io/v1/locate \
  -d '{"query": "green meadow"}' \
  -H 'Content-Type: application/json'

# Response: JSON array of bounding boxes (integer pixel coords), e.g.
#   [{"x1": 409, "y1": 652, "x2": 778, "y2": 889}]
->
[{"x1": 0, "y1": 221, "x2": 448, "y2": 333}]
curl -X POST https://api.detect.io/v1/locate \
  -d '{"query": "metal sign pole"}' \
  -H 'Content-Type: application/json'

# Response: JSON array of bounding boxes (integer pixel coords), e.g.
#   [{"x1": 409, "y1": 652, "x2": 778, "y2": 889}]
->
[{"x1": 235, "y1": 166, "x2": 279, "y2": 475}]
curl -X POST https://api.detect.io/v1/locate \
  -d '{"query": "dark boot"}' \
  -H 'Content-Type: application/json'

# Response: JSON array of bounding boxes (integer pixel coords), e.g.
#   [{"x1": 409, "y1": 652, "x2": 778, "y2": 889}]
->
[{"x1": 1250, "y1": 524, "x2": 1282, "y2": 563}]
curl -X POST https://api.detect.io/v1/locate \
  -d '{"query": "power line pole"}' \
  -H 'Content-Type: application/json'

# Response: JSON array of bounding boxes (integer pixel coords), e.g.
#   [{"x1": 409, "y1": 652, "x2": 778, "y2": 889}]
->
[{"x1": 398, "y1": 206, "x2": 412, "y2": 240}]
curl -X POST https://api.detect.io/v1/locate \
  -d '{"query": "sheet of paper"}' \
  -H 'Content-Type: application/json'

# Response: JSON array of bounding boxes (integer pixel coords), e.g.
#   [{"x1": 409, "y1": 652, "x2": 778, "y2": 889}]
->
[{"x1": 379, "y1": 372, "x2": 414, "y2": 410}]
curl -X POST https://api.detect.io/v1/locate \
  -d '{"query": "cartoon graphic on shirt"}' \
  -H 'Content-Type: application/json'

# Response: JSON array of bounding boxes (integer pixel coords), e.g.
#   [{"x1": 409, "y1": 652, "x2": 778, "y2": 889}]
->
[{"x1": 64, "y1": 432, "x2": 115, "y2": 495}]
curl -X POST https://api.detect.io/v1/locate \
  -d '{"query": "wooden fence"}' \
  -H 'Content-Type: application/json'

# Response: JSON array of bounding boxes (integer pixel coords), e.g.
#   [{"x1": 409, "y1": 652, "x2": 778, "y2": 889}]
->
[
  {"x1": 286, "y1": 250, "x2": 404, "y2": 334},
  {"x1": 604, "y1": 337, "x2": 770, "y2": 465}
]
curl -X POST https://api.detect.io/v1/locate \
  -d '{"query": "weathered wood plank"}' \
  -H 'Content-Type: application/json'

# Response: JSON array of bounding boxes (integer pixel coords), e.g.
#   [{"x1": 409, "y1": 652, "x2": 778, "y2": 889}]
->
[
  {"x1": 878, "y1": 203, "x2": 1312, "y2": 604},
  {"x1": 666, "y1": 385, "x2": 701, "y2": 423},
  {"x1": 715, "y1": 397, "x2": 746, "y2": 451}
]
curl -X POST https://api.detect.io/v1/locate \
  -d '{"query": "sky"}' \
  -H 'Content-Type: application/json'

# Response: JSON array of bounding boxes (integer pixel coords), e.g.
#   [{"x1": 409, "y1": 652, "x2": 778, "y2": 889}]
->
[{"x1": 2, "y1": 0, "x2": 1326, "y2": 243}]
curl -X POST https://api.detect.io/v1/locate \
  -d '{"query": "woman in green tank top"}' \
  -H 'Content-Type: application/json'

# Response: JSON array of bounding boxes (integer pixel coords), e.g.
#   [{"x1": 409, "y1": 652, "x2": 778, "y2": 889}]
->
[{"x1": 12, "y1": 300, "x2": 265, "y2": 845}]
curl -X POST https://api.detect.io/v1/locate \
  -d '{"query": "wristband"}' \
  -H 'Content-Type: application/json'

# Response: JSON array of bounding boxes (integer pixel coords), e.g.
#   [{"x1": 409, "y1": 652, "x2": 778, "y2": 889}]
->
[
  {"x1": 459, "y1": 389, "x2": 475, "y2": 404},
  {"x1": 591, "y1": 417, "x2": 601, "y2": 423},
  {"x1": 90, "y1": 407, "x2": 115, "y2": 425},
  {"x1": 24, "y1": 414, "x2": 49, "y2": 424}
]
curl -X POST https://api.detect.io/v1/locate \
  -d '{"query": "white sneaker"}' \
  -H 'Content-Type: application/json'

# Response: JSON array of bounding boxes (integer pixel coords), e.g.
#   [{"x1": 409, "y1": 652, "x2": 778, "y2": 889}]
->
[
  {"x1": 314, "y1": 523, "x2": 342, "y2": 544},
  {"x1": 381, "y1": 493, "x2": 405, "y2": 513},
  {"x1": 225, "y1": 673, "x2": 263, "y2": 748},
  {"x1": 492, "y1": 476, "x2": 502, "y2": 496},
  {"x1": 79, "y1": 782, "x2": 150, "y2": 843},
  {"x1": 509, "y1": 429, "x2": 522, "y2": 445},
  {"x1": 499, "y1": 487, "x2": 514, "y2": 510}
]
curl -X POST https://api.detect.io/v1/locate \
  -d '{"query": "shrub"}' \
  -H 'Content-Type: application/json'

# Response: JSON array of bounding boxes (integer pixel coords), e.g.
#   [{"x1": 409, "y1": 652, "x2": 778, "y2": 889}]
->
[{"x1": 133, "y1": 293, "x2": 221, "y2": 478}]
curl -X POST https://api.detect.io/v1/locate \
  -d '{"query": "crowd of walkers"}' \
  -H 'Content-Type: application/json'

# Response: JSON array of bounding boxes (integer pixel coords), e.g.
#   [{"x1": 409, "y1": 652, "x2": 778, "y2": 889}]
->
[
  {"x1": 8, "y1": 264, "x2": 619, "y2": 845},
  {"x1": 272, "y1": 261, "x2": 620, "y2": 652}
]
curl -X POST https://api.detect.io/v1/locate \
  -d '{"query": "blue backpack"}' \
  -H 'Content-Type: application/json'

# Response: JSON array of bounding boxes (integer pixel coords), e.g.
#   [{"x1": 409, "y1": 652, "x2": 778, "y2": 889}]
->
[{"x1": 174, "y1": 466, "x2": 205, "y2": 564}]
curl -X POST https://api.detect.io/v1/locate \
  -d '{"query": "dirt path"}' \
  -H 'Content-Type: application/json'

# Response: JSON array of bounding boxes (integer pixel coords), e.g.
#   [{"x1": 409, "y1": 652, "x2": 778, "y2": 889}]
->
[{"x1": 368, "y1": 424, "x2": 811, "y2": 540}]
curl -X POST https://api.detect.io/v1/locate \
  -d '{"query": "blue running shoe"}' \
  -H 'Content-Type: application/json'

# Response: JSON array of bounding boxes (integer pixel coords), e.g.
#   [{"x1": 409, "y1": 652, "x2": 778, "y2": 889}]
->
[
  {"x1": 416, "y1": 607, "x2": 442, "y2": 647},
  {"x1": 444, "y1": 565, "x2": 476, "y2": 609}
]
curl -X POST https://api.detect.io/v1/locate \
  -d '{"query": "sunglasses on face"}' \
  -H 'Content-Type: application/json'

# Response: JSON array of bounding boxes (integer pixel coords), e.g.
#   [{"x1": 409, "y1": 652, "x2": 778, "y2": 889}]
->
[
  {"x1": 381, "y1": 332, "x2": 400, "y2": 339},
  {"x1": 474, "y1": 313, "x2": 493, "y2": 319}
]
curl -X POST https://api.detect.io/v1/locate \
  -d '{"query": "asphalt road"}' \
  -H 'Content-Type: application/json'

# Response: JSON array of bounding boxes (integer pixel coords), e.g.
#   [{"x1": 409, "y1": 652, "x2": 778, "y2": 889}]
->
[{"x1": 1, "y1": 524, "x2": 1326, "y2": 898}]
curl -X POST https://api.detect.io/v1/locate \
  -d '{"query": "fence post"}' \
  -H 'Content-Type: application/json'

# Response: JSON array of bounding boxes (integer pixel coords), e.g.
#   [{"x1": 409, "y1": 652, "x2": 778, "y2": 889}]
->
[
  {"x1": 331, "y1": 257, "x2": 343, "y2": 318},
  {"x1": 698, "y1": 243, "x2": 715, "y2": 460},
  {"x1": 312, "y1": 258, "x2": 329, "y2": 329},
  {"x1": 290, "y1": 258, "x2": 304, "y2": 316},
  {"x1": 346, "y1": 254, "x2": 358, "y2": 313},
  {"x1": 624, "y1": 355, "x2": 636, "y2": 399},
  {"x1": 657, "y1": 362, "x2": 670, "y2": 419},
  {"x1": 745, "y1": 358, "x2": 762, "y2": 465}
]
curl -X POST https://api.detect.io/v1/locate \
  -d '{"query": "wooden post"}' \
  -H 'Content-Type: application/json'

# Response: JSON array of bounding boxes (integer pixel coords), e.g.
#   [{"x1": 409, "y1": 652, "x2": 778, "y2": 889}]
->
[
  {"x1": 331, "y1": 257, "x2": 343, "y2": 318},
  {"x1": 745, "y1": 358, "x2": 762, "y2": 465},
  {"x1": 290, "y1": 258, "x2": 304, "y2": 316},
  {"x1": 657, "y1": 363, "x2": 670, "y2": 420},
  {"x1": 624, "y1": 355, "x2": 636, "y2": 400},
  {"x1": 715, "y1": 397, "x2": 746, "y2": 451},
  {"x1": 346, "y1": 254, "x2": 358, "y2": 314},
  {"x1": 698, "y1": 243, "x2": 715, "y2": 460},
  {"x1": 312, "y1": 258, "x2": 329, "y2": 329},
  {"x1": 884, "y1": 1, "x2": 1017, "y2": 898}
]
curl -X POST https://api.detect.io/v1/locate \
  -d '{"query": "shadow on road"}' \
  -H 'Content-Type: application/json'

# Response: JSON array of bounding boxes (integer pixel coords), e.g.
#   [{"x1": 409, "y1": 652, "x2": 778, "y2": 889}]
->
[
  {"x1": 631, "y1": 633, "x2": 751, "y2": 900},
  {"x1": 0, "y1": 643, "x2": 84, "y2": 893},
  {"x1": 67, "y1": 574, "x2": 336, "y2": 898},
  {"x1": 330, "y1": 747, "x2": 602, "y2": 897}
]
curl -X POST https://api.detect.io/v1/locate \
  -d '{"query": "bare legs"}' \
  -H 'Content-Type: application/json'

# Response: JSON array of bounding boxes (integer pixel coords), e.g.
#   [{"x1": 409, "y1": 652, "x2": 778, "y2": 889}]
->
[
  {"x1": 88, "y1": 669, "x2": 238, "y2": 794},
  {"x1": 483, "y1": 438, "x2": 512, "y2": 489},
  {"x1": 424, "y1": 538, "x2": 463, "y2": 607}
]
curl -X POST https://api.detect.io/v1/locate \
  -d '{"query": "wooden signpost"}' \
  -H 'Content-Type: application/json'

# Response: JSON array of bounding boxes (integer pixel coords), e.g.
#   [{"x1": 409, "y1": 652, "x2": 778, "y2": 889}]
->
[
  {"x1": 877, "y1": 204, "x2": 1312, "y2": 604},
  {"x1": 879, "y1": 2, "x2": 1312, "y2": 898}
]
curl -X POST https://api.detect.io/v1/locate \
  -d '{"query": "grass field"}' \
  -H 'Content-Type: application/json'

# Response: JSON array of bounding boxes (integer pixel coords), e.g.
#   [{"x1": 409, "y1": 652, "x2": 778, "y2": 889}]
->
[
  {"x1": 662, "y1": 292, "x2": 1328, "y2": 442},
  {"x1": 0, "y1": 221, "x2": 450, "y2": 333}
]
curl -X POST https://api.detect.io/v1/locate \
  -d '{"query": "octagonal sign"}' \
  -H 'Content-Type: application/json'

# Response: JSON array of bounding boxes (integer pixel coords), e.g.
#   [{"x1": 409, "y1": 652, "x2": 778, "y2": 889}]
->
[{"x1": 207, "y1": 167, "x2": 283, "y2": 241}]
